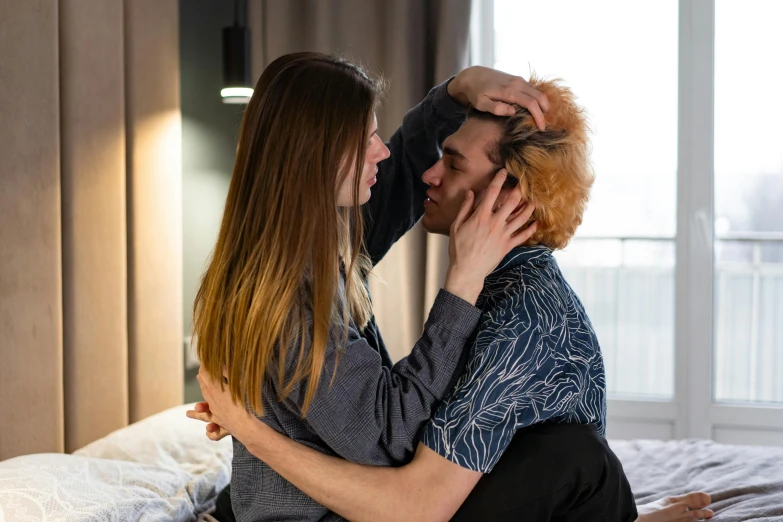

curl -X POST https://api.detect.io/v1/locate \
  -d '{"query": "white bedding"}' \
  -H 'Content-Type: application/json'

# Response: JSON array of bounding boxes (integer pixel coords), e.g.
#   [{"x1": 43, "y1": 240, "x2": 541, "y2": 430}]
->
[
  {"x1": 0, "y1": 404, "x2": 232, "y2": 522},
  {"x1": 3, "y1": 405, "x2": 782, "y2": 521}
]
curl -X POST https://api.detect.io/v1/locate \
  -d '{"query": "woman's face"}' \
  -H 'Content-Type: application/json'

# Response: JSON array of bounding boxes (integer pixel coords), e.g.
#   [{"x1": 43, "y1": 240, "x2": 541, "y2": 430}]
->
[{"x1": 336, "y1": 113, "x2": 390, "y2": 207}]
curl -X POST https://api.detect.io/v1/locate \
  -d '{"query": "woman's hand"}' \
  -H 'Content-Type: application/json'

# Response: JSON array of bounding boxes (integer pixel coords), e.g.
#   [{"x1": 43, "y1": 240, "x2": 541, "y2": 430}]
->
[
  {"x1": 444, "y1": 170, "x2": 537, "y2": 305},
  {"x1": 185, "y1": 366, "x2": 256, "y2": 443},
  {"x1": 185, "y1": 401, "x2": 231, "y2": 441},
  {"x1": 448, "y1": 66, "x2": 550, "y2": 130}
]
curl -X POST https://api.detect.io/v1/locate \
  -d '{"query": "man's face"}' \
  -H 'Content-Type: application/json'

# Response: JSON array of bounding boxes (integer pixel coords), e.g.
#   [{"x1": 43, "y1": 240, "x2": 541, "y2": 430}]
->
[{"x1": 421, "y1": 118, "x2": 504, "y2": 235}]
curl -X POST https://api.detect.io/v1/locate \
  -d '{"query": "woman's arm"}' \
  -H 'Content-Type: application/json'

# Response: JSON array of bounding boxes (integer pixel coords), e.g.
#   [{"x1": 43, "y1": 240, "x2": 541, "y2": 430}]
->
[
  {"x1": 266, "y1": 289, "x2": 481, "y2": 466},
  {"x1": 364, "y1": 67, "x2": 549, "y2": 266},
  {"x1": 362, "y1": 78, "x2": 465, "y2": 265}
]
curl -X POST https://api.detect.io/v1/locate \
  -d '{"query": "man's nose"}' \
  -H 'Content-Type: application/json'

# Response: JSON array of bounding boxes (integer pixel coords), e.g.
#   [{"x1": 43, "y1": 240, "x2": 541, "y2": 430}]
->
[{"x1": 421, "y1": 161, "x2": 442, "y2": 186}]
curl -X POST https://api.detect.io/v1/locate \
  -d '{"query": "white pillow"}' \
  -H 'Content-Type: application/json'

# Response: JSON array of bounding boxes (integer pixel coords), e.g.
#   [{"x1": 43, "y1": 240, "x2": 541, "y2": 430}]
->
[
  {"x1": 0, "y1": 404, "x2": 232, "y2": 522},
  {"x1": 0, "y1": 453, "x2": 196, "y2": 521},
  {"x1": 74, "y1": 403, "x2": 233, "y2": 512}
]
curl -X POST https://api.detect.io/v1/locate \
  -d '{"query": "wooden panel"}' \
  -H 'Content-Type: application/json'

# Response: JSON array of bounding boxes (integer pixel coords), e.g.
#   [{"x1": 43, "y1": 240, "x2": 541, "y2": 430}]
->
[
  {"x1": 0, "y1": 0, "x2": 64, "y2": 459},
  {"x1": 124, "y1": 0, "x2": 184, "y2": 422},
  {"x1": 60, "y1": 0, "x2": 129, "y2": 453}
]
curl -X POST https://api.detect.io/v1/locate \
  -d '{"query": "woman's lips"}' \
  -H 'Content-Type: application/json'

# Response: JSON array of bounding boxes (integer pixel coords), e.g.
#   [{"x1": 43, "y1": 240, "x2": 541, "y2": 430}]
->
[{"x1": 366, "y1": 167, "x2": 379, "y2": 187}]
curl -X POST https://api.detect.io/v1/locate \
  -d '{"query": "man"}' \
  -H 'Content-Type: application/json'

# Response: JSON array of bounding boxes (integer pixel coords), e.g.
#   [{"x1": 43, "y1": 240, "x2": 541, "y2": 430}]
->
[{"x1": 193, "y1": 74, "x2": 713, "y2": 522}]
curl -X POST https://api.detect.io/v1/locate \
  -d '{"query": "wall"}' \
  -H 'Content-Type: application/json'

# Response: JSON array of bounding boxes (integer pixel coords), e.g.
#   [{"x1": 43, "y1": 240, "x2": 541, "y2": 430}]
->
[
  {"x1": 1, "y1": 0, "x2": 183, "y2": 457},
  {"x1": 180, "y1": 0, "x2": 246, "y2": 402}
]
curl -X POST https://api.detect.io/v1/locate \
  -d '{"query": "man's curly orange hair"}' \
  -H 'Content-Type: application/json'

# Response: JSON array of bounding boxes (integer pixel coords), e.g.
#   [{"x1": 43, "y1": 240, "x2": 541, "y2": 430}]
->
[{"x1": 471, "y1": 75, "x2": 593, "y2": 249}]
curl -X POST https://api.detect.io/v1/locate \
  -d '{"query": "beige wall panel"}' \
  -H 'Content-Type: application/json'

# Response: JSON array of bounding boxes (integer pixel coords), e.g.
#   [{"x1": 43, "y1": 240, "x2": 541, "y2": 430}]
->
[
  {"x1": 124, "y1": 0, "x2": 184, "y2": 421},
  {"x1": 60, "y1": 0, "x2": 129, "y2": 453},
  {"x1": 0, "y1": 0, "x2": 64, "y2": 459}
]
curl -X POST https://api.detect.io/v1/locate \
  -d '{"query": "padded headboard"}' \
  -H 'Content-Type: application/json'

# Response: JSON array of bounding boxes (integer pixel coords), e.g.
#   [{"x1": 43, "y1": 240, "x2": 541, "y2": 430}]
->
[{"x1": 0, "y1": 0, "x2": 184, "y2": 460}]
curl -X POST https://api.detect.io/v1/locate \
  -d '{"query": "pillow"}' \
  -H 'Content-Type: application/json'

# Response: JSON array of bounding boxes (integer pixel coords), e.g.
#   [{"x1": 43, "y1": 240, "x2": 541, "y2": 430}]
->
[
  {"x1": 74, "y1": 403, "x2": 233, "y2": 512},
  {"x1": 0, "y1": 453, "x2": 196, "y2": 521},
  {"x1": 0, "y1": 404, "x2": 232, "y2": 521}
]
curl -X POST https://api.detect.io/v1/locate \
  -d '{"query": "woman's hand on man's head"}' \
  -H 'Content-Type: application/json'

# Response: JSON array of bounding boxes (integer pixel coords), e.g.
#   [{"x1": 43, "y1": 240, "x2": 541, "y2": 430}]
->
[{"x1": 448, "y1": 66, "x2": 550, "y2": 130}]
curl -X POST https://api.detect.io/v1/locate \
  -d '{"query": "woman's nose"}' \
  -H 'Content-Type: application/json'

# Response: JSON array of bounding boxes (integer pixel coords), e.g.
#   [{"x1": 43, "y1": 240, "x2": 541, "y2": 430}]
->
[{"x1": 378, "y1": 142, "x2": 390, "y2": 161}]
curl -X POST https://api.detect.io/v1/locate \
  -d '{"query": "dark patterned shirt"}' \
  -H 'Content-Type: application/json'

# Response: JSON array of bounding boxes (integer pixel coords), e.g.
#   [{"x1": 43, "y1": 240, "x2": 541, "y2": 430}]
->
[{"x1": 421, "y1": 245, "x2": 607, "y2": 473}]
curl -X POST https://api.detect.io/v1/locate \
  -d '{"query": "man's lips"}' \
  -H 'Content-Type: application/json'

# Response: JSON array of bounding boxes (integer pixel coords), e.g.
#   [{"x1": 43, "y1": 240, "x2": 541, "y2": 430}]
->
[{"x1": 425, "y1": 191, "x2": 438, "y2": 205}]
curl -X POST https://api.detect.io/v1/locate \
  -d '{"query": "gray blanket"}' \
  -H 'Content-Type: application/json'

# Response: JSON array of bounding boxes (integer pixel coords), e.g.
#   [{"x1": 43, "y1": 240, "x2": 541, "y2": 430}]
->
[{"x1": 610, "y1": 439, "x2": 783, "y2": 521}]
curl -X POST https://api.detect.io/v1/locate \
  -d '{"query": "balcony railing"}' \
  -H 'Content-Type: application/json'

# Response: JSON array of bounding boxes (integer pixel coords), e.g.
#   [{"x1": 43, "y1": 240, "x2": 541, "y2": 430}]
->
[{"x1": 554, "y1": 233, "x2": 783, "y2": 403}]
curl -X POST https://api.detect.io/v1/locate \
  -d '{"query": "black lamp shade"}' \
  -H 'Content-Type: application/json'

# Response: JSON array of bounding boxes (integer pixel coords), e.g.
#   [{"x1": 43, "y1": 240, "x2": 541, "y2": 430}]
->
[{"x1": 222, "y1": 25, "x2": 252, "y2": 103}]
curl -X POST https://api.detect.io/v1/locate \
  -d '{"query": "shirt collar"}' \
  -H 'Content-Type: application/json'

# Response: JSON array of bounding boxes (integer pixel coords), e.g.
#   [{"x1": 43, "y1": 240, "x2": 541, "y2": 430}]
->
[{"x1": 490, "y1": 245, "x2": 553, "y2": 276}]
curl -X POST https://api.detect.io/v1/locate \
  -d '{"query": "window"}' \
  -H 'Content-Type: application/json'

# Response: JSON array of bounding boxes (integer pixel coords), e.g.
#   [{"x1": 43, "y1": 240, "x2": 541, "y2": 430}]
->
[
  {"x1": 713, "y1": 0, "x2": 783, "y2": 405},
  {"x1": 493, "y1": 0, "x2": 679, "y2": 398},
  {"x1": 480, "y1": 0, "x2": 783, "y2": 444}
]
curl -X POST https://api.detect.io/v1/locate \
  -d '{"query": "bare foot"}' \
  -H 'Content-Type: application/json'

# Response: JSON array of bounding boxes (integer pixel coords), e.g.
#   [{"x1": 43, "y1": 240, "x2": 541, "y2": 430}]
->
[{"x1": 636, "y1": 492, "x2": 714, "y2": 521}]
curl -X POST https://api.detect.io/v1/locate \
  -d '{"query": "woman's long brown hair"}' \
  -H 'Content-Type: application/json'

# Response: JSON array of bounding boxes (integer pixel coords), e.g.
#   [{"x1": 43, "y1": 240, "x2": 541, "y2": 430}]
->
[{"x1": 194, "y1": 53, "x2": 379, "y2": 416}]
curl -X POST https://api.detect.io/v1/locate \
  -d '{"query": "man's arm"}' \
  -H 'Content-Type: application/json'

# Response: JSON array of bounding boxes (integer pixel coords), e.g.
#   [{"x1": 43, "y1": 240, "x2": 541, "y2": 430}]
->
[{"x1": 237, "y1": 417, "x2": 481, "y2": 522}]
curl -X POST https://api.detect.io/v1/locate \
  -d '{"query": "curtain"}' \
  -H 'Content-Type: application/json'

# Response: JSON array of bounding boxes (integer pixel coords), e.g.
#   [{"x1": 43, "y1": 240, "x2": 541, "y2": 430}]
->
[
  {"x1": 0, "y1": 0, "x2": 183, "y2": 460},
  {"x1": 247, "y1": 0, "x2": 471, "y2": 362}
]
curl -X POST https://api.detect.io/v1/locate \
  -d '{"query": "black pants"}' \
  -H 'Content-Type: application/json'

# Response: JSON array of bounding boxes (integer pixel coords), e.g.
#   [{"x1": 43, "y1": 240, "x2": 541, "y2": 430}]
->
[
  {"x1": 213, "y1": 423, "x2": 637, "y2": 522},
  {"x1": 451, "y1": 423, "x2": 637, "y2": 522}
]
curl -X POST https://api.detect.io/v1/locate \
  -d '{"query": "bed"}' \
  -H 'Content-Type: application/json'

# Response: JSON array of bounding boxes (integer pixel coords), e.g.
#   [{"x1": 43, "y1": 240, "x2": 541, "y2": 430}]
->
[
  {"x1": 1, "y1": 405, "x2": 781, "y2": 521},
  {"x1": 611, "y1": 439, "x2": 783, "y2": 521}
]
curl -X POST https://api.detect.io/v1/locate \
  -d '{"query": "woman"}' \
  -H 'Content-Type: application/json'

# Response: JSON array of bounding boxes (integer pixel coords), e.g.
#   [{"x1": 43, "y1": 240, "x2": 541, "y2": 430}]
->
[{"x1": 190, "y1": 52, "x2": 543, "y2": 521}]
